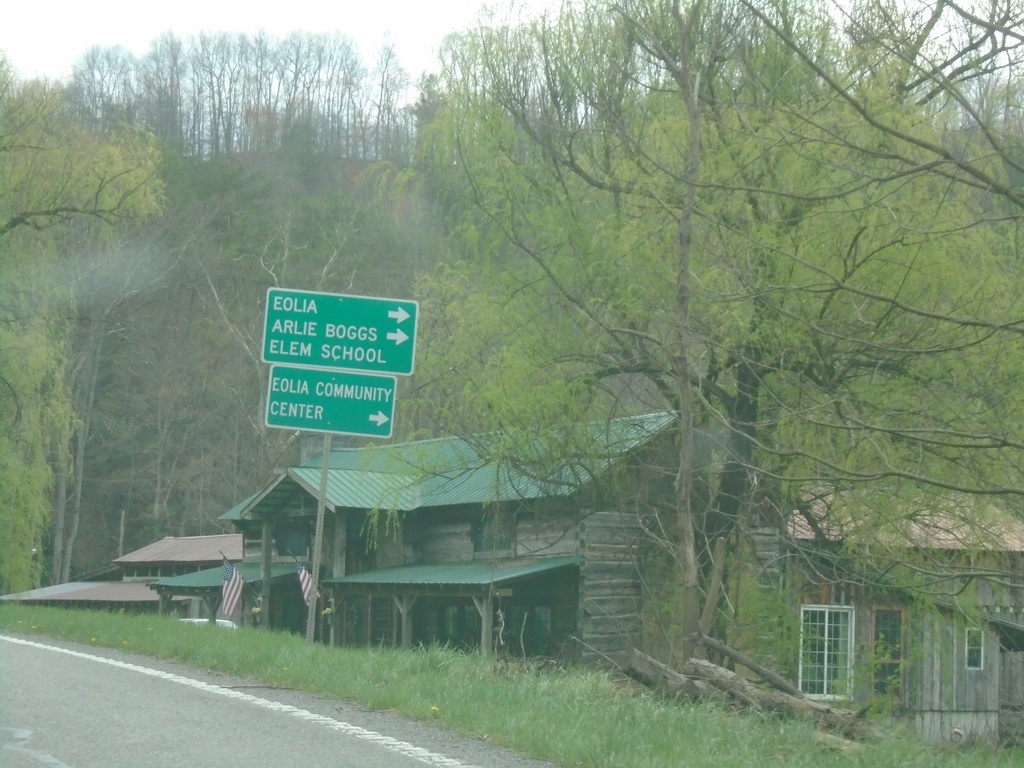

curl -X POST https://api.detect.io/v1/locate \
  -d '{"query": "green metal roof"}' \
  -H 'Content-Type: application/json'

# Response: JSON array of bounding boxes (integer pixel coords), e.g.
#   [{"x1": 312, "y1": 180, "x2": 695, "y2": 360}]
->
[
  {"x1": 150, "y1": 563, "x2": 295, "y2": 591},
  {"x1": 236, "y1": 412, "x2": 675, "y2": 518},
  {"x1": 324, "y1": 555, "x2": 582, "y2": 587},
  {"x1": 219, "y1": 492, "x2": 260, "y2": 522}
]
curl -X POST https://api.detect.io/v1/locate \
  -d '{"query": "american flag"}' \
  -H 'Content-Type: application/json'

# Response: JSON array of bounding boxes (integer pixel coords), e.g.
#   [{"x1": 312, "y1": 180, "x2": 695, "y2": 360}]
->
[
  {"x1": 221, "y1": 558, "x2": 244, "y2": 617},
  {"x1": 297, "y1": 563, "x2": 314, "y2": 606}
]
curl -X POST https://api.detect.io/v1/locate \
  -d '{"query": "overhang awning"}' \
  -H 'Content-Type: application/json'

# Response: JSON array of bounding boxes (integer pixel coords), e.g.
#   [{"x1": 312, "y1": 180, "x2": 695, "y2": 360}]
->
[
  {"x1": 928, "y1": 596, "x2": 1024, "y2": 651},
  {"x1": 1, "y1": 581, "x2": 172, "y2": 605},
  {"x1": 150, "y1": 563, "x2": 297, "y2": 596},
  {"x1": 981, "y1": 610, "x2": 1024, "y2": 651},
  {"x1": 324, "y1": 555, "x2": 582, "y2": 595}
]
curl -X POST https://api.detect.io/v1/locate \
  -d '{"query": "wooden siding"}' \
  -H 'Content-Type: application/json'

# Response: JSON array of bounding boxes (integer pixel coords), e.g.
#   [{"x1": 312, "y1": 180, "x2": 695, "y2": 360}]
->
[
  {"x1": 1001, "y1": 651, "x2": 1024, "y2": 709},
  {"x1": 421, "y1": 522, "x2": 474, "y2": 562},
  {"x1": 913, "y1": 712, "x2": 999, "y2": 746},
  {"x1": 832, "y1": 600, "x2": 1008, "y2": 744},
  {"x1": 577, "y1": 510, "x2": 643, "y2": 666},
  {"x1": 515, "y1": 517, "x2": 580, "y2": 559},
  {"x1": 898, "y1": 610, "x2": 1001, "y2": 744}
]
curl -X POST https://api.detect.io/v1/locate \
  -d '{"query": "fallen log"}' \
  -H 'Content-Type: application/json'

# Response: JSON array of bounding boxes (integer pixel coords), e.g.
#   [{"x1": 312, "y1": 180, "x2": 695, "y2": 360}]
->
[
  {"x1": 815, "y1": 731, "x2": 864, "y2": 755},
  {"x1": 629, "y1": 649, "x2": 881, "y2": 740},
  {"x1": 627, "y1": 648, "x2": 727, "y2": 704},
  {"x1": 692, "y1": 631, "x2": 802, "y2": 697}
]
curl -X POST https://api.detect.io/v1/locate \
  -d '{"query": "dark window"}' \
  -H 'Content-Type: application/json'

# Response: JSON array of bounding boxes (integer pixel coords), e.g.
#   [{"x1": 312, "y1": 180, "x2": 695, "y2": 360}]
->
[
  {"x1": 276, "y1": 524, "x2": 309, "y2": 557},
  {"x1": 345, "y1": 595, "x2": 367, "y2": 645},
  {"x1": 873, "y1": 609, "x2": 903, "y2": 697},
  {"x1": 508, "y1": 605, "x2": 552, "y2": 656},
  {"x1": 474, "y1": 510, "x2": 514, "y2": 553},
  {"x1": 439, "y1": 604, "x2": 481, "y2": 649},
  {"x1": 371, "y1": 597, "x2": 393, "y2": 646}
]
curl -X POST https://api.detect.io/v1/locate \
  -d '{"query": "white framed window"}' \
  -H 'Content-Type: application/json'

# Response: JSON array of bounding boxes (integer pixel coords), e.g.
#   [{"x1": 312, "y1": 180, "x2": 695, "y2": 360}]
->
[
  {"x1": 800, "y1": 605, "x2": 853, "y2": 698},
  {"x1": 966, "y1": 626, "x2": 984, "y2": 670}
]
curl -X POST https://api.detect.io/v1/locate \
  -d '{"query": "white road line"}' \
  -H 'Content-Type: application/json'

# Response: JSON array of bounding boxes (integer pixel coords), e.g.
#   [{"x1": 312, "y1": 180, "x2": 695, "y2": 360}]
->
[
  {"x1": 0, "y1": 635, "x2": 476, "y2": 768},
  {"x1": 2, "y1": 727, "x2": 75, "y2": 768}
]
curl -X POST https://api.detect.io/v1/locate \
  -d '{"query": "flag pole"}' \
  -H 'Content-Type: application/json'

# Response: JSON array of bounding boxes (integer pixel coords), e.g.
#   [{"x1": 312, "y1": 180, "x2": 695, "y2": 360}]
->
[{"x1": 305, "y1": 433, "x2": 330, "y2": 643}]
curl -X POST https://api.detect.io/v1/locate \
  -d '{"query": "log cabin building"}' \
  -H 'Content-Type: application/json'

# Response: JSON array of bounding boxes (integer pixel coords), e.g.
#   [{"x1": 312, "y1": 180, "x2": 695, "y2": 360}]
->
[{"x1": 152, "y1": 412, "x2": 674, "y2": 666}]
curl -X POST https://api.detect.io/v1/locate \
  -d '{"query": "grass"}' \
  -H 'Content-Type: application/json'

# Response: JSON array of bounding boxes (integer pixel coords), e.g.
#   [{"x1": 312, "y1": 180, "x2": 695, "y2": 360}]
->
[{"x1": 1, "y1": 604, "x2": 1020, "y2": 767}]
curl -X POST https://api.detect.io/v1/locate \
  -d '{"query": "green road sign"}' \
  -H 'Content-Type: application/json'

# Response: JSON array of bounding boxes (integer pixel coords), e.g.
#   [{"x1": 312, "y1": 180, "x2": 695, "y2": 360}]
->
[
  {"x1": 265, "y1": 365, "x2": 397, "y2": 438},
  {"x1": 262, "y1": 288, "x2": 418, "y2": 376}
]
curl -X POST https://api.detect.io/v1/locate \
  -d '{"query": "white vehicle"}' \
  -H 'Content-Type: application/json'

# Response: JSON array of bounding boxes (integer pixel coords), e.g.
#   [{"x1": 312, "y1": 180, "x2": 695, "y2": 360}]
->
[{"x1": 178, "y1": 618, "x2": 238, "y2": 629}]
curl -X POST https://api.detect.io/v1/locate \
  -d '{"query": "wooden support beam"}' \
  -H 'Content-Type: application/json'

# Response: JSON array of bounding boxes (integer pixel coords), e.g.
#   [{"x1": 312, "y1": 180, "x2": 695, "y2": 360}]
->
[
  {"x1": 473, "y1": 594, "x2": 494, "y2": 655},
  {"x1": 305, "y1": 434, "x2": 331, "y2": 644},
  {"x1": 260, "y1": 518, "x2": 272, "y2": 627},
  {"x1": 394, "y1": 595, "x2": 418, "y2": 649}
]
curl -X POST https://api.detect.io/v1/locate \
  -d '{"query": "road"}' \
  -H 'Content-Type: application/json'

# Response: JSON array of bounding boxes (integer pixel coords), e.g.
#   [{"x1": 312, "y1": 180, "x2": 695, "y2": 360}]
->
[{"x1": 0, "y1": 634, "x2": 559, "y2": 768}]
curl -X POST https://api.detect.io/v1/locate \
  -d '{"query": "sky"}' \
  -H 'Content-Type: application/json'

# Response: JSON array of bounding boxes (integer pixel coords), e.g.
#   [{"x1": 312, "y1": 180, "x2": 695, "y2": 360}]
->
[{"x1": 1, "y1": 1, "x2": 557, "y2": 84}]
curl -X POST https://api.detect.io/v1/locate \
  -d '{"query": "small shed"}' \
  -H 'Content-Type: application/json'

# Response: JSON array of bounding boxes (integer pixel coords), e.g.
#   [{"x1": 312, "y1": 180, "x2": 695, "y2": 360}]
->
[
  {"x1": 782, "y1": 498, "x2": 1024, "y2": 745},
  {"x1": 0, "y1": 580, "x2": 170, "y2": 611},
  {"x1": 1, "y1": 533, "x2": 243, "y2": 613},
  {"x1": 114, "y1": 533, "x2": 242, "y2": 579}
]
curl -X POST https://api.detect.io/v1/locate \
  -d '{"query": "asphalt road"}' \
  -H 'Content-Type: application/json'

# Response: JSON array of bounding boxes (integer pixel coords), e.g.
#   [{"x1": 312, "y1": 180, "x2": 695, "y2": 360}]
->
[{"x1": 0, "y1": 634, "x2": 560, "y2": 768}]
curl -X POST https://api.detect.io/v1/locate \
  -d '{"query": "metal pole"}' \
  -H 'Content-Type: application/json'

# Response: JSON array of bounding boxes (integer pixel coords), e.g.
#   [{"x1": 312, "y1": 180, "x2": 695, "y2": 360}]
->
[{"x1": 305, "y1": 433, "x2": 330, "y2": 643}]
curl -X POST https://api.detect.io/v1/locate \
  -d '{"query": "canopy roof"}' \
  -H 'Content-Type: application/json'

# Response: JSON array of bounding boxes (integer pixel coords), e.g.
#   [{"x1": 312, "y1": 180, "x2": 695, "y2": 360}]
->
[
  {"x1": 225, "y1": 412, "x2": 675, "y2": 520},
  {"x1": 1, "y1": 581, "x2": 169, "y2": 604},
  {"x1": 324, "y1": 555, "x2": 582, "y2": 588},
  {"x1": 149, "y1": 563, "x2": 296, "y2": 594}
]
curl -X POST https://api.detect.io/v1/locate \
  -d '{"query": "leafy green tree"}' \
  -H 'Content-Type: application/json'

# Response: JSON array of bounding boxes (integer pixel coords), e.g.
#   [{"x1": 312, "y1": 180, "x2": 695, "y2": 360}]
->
[
  {"x1": 0, "y1": 66, "x2": 161, "y2": 590},
  {"x1": 410, "y1": 0, "x2": 1024, "y2": 661}
]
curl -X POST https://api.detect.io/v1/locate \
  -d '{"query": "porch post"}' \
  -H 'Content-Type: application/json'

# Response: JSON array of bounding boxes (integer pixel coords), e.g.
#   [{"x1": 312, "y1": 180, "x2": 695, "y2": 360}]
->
[
  {"x1": 260, "y1": 517, "x2": 272, "y2": 627},
  {"x1": 305, "y1": 434, "x2": 331, "y2": 643},
  {"x1": 473, "y1": 593, "x2": 494, "y2": 655},
  {"x1": 366, "y1": 597, "x2": 374, "y2": 646},
  {"x1": 394, "y1": 595, "x2": 418, "y2": 649}
]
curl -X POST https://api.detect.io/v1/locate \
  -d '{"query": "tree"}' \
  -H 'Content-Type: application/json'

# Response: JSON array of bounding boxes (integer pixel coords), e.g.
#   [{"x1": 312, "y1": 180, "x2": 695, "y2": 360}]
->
[
  {"x1": 0, "y1": 67, "x2": 161, "y2": 590},
  {"x1": 411, "y1": 0, "x2": 1024, "y2": 662},
  {"x1": 57, "y1": 137, "x2": 431, "y2": 572}
]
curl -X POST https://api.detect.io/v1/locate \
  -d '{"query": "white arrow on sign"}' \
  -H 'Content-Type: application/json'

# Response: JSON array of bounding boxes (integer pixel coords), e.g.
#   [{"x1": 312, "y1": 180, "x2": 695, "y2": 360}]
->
[
  {"x1": 387, "y1": 328, "x2": 409, "y2": 345},
  {"x1": 369, "y1": 411, "x2": 390, "y2": 427},
  {"x1": 388, "y1": 307, "x2": 410, "y2": 323}
]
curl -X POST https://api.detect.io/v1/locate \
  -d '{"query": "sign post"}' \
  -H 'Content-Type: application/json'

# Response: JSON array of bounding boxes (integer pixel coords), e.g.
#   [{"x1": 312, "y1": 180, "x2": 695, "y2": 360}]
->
[
  {"x1": 261, "y1": 287, "x2": 419, "y2": 644},
  {"x1": 306, "y1": 433, "x2": 330, "y2": 644}
]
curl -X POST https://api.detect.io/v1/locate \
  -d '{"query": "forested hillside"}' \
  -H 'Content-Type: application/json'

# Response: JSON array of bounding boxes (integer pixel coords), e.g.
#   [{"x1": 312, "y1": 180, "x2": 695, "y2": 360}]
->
[
  {"x1": 0, "y1": 29, "x2": 441, "y2": 588},
  {"x1": 66, "y1": 30, "x2": 416, "y2": 162},
  {"x1": 3, "y1": 0, "x2": 1024, "y2": 668}
]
